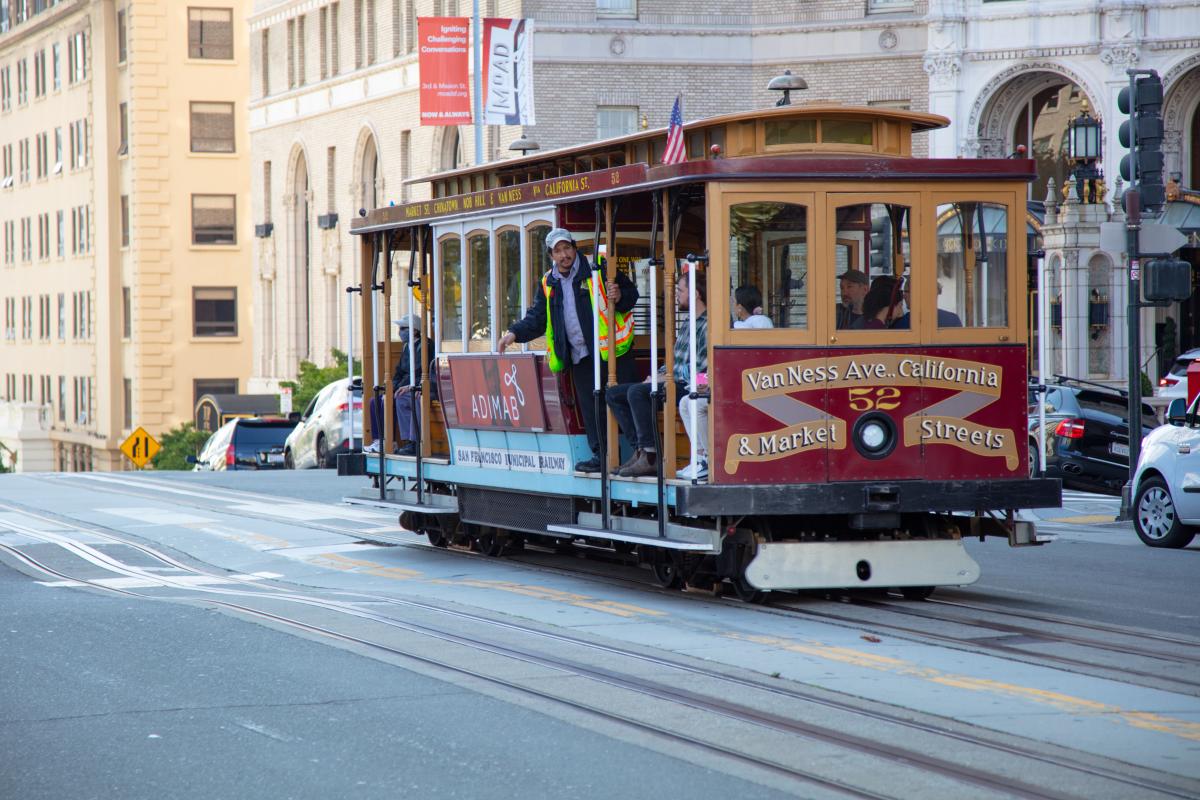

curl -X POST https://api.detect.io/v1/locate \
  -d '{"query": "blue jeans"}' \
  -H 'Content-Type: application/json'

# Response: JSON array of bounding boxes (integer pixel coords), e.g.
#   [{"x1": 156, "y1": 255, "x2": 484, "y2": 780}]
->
[
  {"x1": 369, "y1": 390, "x2": 418, "y2": 442},
  {"x1": 606, "y1": 380, "x2": 684, "y2": 451}
]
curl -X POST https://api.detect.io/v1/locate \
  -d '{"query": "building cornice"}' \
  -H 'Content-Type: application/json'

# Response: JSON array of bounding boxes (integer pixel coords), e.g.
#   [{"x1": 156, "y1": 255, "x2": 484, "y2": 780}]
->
[{"x1": 0, "y1": 0, "x2": 88, "y2": 50}]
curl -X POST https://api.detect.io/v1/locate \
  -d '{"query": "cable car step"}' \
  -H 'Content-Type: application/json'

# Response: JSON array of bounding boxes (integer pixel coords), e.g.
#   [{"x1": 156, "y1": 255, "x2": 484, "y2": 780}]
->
[
  {"x1": 344, "y1": 488, "x2": 459, "y2": 515},
  {"x1": 547, "y1": 513, "x2": 719, "y2": 552}
]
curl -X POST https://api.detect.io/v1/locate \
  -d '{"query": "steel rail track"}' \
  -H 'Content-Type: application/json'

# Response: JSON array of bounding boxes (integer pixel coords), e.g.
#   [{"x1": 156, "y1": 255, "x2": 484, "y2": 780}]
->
[
  {"x1": 9, "y1": 483, "x2": 1200, "y2": 697},
  {"x1": 2, "y1": 523, "x2": 1197, "y2": 800}
]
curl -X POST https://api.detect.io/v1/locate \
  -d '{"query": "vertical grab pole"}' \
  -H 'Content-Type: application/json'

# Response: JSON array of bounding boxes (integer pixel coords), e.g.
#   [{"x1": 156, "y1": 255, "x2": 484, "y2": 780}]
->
[
  {"x1": 368, "y1": 234, "x2": 386, "y2": 500},
  {"x1": 407, "y1": 232, "x2": 423, "y2": 504},
  {"x1": 346, "y1": 289, "x2": 356, "y2": 451},
  {"x1": 687, "y1": 255, "x2": 698, "y2": 480},
  {"x1": 592, "y1": 200, "x2": 608, "y2": 530},
  {"x1": 647, "y1": 192, "x2": 665, "y2": 538},
  {"x1": 1036, "y1": 249, "x2": 1048, "y2": 475}
]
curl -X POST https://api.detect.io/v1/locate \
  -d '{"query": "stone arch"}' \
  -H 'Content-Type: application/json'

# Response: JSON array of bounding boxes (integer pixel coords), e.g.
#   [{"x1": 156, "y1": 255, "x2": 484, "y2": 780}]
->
[
  {"x1": 351, "y1": 124, "x2": 383, "y2": 213},
  {"x1": 1163, "y1": 56, "x2": 1200, "y2": 186},
  {"x1": 967, "y1": 62, "x2": 1102, "y2": 158}
]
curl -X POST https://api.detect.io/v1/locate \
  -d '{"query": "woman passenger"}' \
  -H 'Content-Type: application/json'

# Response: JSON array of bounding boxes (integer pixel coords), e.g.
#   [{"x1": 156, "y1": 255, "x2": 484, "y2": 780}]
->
[{"x1": 856, "y1": 275, "x2": 905, "y2": 330}]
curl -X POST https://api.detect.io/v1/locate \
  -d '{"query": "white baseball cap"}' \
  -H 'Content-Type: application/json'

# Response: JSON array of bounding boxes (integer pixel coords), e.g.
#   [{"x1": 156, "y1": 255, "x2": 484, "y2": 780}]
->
[{"x1": 545, "y1": 228, "x2": 575, "y2": 250}]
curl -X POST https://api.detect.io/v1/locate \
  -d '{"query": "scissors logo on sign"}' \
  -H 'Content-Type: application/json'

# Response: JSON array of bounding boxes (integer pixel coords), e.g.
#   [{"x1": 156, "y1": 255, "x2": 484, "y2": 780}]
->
[{"x1": 503, "y1": 363, "x2": 526, "y2": 406}]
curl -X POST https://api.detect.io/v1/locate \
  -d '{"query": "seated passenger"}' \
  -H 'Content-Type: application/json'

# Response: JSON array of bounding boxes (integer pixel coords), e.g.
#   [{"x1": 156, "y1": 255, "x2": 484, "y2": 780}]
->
[
  {"x1": 890, "y1": 279, "x2": 963, "y2": 329},
  {"x1": 732, "y1": 285, "x2": 774, "y2": 329},
  {"x1": 836, "y1": 269, "x2": 869, "y2": 329},
  {"x1": 366, "y1": 314, "x2": 423, "y2": 455},
  {"x1": 855, "y1": 275, "x2": 905, "y2": 330},
  {"x1": 606, "y1": 271, "x2": 707, "y2": 478}
]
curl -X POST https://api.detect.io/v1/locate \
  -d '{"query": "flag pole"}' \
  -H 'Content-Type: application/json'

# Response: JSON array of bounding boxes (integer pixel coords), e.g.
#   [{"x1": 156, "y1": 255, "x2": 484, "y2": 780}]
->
[{"x1": 472, "y1": 0, "x2": 483, "y2": 165}]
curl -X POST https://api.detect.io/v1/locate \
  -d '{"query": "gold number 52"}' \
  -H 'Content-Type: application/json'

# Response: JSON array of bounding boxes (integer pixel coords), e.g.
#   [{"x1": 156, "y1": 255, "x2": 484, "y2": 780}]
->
[{"x1": 848, "y1": 387, "x2": 901, "y2": 411}]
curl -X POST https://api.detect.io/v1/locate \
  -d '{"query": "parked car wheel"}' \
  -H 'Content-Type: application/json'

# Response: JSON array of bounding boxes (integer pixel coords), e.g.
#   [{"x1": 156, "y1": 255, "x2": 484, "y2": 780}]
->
[
  {"x1": 316, "y1": 434, "x2": 329, "y2": 468},
  {"x1": 284, "y1": 449, "x2": 295, "y2": 470},
  {"x1": 1028, "y1": 439, "x2": 1039, "y2": 477},
  {"x1": 1134, "y1": 477, "x2": 1198, "y2": 549}
]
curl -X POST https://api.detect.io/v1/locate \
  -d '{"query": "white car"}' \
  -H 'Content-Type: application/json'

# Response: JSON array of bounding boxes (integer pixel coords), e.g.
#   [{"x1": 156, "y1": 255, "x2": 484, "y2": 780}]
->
[
  {"x1": 284, "y1": 377, "x2": 364, "y2": 469},
  {"x1": 1131, "y1": 394, "x2": 1200, "y2": 548},
  {"x1": 1156, "y1": 348, "x2": 1200, "y2": 399}
]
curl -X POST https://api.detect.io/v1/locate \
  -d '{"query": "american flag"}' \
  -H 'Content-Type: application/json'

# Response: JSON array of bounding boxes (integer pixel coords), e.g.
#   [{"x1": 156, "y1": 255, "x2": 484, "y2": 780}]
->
[{"x1": 662, "y1": 96, "x2": 685, "y2": 165}]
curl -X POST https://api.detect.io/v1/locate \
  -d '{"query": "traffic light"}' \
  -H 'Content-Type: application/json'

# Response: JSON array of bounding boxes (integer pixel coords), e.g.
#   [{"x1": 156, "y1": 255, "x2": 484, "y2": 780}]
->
[
  {"x1": 869, "y1": 213, "x2": 892, "y2": 271},
  {"x1": 1144, "y1": 258, "x2": 1193, "y2": 302},
  {"x1": 1118, "y1": 73, "x2": 1165, "y2": 212}
]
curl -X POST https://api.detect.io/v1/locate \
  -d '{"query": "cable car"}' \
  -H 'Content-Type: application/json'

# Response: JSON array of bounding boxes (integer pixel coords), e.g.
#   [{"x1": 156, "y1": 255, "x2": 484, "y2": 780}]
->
[{"x1": 344, "y1": 101, "x2": 1060, "y2": 600}]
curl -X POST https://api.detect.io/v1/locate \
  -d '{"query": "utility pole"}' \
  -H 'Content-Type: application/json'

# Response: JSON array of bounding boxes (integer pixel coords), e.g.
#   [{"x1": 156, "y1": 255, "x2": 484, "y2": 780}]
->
[{"x1": 1120, "y1": 187, "x2": 1142, "y2": 520}]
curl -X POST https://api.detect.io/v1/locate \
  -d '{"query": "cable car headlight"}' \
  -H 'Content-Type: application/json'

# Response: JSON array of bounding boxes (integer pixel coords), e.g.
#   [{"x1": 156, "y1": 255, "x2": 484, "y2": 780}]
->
[
  {"x1": 861, "y1": 421, "x2": 887, "y2": 450},
  {"x1": 852, "y1": 412, "x2": 898, "y2": 459}
]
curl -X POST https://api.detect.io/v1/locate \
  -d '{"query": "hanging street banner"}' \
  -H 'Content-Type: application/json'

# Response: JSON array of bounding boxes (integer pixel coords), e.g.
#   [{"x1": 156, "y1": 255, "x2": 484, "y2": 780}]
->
[
  {"x1": 482, "y1": 18, "x2": 535, "y2": 126},
  {"x1": 418, "y1": 17, "x2": 472, "y2": 126}
]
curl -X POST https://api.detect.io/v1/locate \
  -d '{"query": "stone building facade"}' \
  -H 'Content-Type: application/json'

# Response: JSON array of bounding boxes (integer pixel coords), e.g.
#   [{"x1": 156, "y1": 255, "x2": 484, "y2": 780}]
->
[
  {"x1": 247, "y1": 0, "x2": 935, "y2": 392},
  {"x1": 0, "y1": 0, "x2": 254, "y2": 471},
  {"x1": 248, "y1": 0, "x2": 1200, "y2": 393}
]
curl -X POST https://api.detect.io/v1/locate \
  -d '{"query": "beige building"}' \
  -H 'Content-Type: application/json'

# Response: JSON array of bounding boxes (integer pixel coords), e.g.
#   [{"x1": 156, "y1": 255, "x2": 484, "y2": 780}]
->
[{"x1": 0, "y1": 0, "x2": 254, "y2": 472}]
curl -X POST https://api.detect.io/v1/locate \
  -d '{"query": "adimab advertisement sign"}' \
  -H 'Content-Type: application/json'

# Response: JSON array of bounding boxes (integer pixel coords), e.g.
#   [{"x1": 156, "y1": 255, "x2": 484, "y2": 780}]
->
[{"x1": 418, "y1": 18, "x2": 535, "y2": 127}]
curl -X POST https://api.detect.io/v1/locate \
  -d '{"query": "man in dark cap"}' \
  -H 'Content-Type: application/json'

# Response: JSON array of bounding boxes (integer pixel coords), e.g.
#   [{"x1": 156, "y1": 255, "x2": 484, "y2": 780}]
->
[{"x1": 836, "y1": 269, "x2": 869, "y2": 329}]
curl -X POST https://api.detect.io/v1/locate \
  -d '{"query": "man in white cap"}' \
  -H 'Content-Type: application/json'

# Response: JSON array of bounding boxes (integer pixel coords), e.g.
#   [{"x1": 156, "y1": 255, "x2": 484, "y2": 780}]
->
[
  {"x1": 498, "y1": 228, "x2": 638, "y2": 472},
  {"x1": 365, "y1": 313, "x2": 423, "y2": 456}
]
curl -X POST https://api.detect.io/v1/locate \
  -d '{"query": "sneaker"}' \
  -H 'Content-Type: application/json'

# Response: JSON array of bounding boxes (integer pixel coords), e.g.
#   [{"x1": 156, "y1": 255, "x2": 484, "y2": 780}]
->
[
  {"x1": 677, "y1": 460, "x2": 708, "y2": 480},
  {"x1": 574, "y1": 456, "x2": 602, "y2": 473},
  {"x1": 363, "y1": 439, "x2": 381, "y2": 454},
  {"x1": 397, "y1": 443, "x2": 416, "y2": 456}
]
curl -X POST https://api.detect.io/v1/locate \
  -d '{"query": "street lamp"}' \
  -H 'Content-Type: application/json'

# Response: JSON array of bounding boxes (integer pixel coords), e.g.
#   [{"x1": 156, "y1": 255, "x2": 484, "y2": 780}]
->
[
  {"x1": 767, "y1": 70, "x2": 808, "y2": 107},
  {"x1": 1067, "y1": 101, "x2": 1102, "y2": 203},
  {"x1": 509, "y1": 134, "x2": 540, "y2": 156}
]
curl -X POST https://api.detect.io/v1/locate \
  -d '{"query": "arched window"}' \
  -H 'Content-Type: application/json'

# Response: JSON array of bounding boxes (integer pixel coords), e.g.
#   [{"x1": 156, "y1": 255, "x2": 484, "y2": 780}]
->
[
  {"x1": 292, "y1": 152, "x2": 311, "y2": 361},
  {"x1": 1012, "y1": 82, "x2": 1085, "y2": 202},
  {"x1": 442, "y1": 128, "x2": 462, "y2": 171},
  {"x1": 360, "y1": 135, "x2": 378, "y2": 212}
]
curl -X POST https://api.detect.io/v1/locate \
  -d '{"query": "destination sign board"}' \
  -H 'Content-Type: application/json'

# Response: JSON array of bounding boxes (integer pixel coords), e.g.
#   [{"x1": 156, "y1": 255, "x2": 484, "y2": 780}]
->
[{"x1": 360, "y1": 164, "x2": 648, "y2": 227}]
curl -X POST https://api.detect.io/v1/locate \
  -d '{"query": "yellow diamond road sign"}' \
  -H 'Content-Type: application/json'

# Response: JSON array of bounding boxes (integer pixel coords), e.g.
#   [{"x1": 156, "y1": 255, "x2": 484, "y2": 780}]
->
[{"x1": 120, "y1": 427, "x2": 161, "y2": 469}]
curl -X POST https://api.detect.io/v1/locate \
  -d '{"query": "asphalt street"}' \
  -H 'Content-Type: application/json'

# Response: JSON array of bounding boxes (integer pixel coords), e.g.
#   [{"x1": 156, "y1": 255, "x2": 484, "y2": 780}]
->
[{"x1": 0, "y1": 469, "x2": 1196, "y2": 800}]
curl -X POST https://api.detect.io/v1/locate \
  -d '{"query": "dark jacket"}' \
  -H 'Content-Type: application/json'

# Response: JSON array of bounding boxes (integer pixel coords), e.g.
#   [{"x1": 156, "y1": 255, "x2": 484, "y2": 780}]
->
[
  {"x1": 390, "y1": 335, "x2": 422, "y2": 390},
  {"x1": 508, "y1": 254, "x2": 639, "y2": 367}
]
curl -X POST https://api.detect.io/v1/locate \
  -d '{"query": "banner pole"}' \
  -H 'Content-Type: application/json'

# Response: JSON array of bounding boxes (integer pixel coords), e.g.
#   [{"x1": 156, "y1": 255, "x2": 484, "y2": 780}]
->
[{"x1": 472, "y1": 0, "x2": 483, "y2": 165}]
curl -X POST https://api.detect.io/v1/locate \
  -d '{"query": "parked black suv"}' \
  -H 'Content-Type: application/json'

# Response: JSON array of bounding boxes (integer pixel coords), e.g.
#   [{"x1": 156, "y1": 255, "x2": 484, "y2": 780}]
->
[
  {"x1": 189, "y1": 417, "x2": 298, "y2": 471},
  {"x1": 1028, "y1": 376, "x2": 1160, "y2": 495}
]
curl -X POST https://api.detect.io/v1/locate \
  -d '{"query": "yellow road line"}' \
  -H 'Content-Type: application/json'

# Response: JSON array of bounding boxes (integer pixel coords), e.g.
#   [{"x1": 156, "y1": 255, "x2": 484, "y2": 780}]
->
[
  {"x1": 306, "y1": 553, "x2": 423, "y2": 580},
  {"x1": 729, "y1": 633, "x2": 1200, "y2": 741},
  {"x1": 1048, "y1": 514, "x2": 1118, "y2": 524},
  {"x1": 433, "y1": 578, "x2": 667, "y2": 618}
]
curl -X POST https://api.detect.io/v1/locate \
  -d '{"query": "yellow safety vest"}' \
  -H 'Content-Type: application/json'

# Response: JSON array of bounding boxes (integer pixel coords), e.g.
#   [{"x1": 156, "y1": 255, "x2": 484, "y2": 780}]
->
[{"x1": 541, "y1": 269, "x2": 634, "y2": 373}]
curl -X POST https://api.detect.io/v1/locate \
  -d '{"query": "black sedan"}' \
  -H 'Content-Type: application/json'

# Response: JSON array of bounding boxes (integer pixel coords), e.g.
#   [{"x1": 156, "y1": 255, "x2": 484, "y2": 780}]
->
[
  {"x1": 189, "y1": 417, "x2": 299, "y2": 471},
  {"x1": 1028, "y1": 377, "x2": 1159, "y2": 495}
]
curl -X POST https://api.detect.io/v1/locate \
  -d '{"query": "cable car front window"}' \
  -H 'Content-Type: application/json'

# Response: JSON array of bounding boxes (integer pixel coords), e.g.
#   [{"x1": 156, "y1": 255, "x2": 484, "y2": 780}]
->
[
  {"x1": 834, "y1": 202, "x2": 911, "y2": 331},
  {"x1": 728, "y1": 201, "x2": 807, "y2": 330},
  {"x1": 936, "y1": 202, "x2": 1008, "y2": 328}
]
